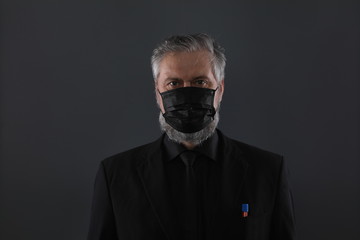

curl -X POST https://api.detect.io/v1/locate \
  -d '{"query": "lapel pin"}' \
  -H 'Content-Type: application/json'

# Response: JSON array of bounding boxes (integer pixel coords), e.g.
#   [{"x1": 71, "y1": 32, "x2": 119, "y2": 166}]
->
[{"x1": 242, "y1": 204, "x2": 249, "y2": 217}]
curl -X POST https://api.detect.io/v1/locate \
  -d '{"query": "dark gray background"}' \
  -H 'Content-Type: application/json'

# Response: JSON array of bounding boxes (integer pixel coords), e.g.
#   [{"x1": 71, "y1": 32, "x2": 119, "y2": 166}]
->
[{"x1": 1, "y1": 0, "x2": 359, "y2": 239}]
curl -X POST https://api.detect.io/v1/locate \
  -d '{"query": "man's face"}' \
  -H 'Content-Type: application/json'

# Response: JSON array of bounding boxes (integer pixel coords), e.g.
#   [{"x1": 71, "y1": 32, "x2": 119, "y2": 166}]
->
[{"x1": 155, "y1": 51, "x2": 224, "y2": 112}]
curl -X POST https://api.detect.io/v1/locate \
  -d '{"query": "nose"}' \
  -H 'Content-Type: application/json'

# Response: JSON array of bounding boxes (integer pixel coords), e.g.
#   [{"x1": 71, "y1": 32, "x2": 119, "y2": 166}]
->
[{"x1": 183, "y1": 82, "x2": 192, "y2": 87}]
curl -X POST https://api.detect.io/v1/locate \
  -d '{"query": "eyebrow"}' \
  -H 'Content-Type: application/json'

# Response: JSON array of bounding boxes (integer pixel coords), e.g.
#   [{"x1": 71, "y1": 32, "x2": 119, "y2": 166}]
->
[
  {"x1": 164, "y1": 76, "x2": 209, "y2": 82},
  {"x1": 192, "y1": 76, "x2": 209, "y2": 80},
  {"x1": 164, "y1": 77, "x2": 182, "y2": 82}
]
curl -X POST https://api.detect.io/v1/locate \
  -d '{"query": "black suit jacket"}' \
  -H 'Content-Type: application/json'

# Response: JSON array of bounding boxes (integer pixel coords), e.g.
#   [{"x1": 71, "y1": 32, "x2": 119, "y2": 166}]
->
[{"x1": 87, "y1": 130, "x2": 296, "y2": 240}]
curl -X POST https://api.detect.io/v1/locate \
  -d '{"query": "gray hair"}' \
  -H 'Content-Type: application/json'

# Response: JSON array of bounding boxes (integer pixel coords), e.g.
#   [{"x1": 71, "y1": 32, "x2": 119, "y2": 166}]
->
[
  {"x1": 151, "y1": 33, "x2": 226, "y2": 83},
  {"x1": 159, "y1": 108, "x2": 220, "y2": 145}
]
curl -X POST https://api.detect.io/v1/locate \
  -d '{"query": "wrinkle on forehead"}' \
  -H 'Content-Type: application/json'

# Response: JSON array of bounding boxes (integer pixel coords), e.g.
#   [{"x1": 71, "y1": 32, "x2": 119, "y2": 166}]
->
[
  {"x1": 158, "y1": 51, "x2": 214, "y2": 80},
  {"x1": 164, "y1": 51, "x2": 211, "y2": 65}
]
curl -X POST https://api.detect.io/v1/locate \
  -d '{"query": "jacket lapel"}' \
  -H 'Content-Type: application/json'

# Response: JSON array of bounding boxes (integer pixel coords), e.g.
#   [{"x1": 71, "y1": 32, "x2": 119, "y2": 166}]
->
[
  {"x1": 221, "y1": 133, "x2": 249, "y2": 208},
  {"x1": 209, "y1": 131, "x2": 249, "y2": 237},
  {"x1": 136, "y1": 135, "x2": 178, "y2": 240}
]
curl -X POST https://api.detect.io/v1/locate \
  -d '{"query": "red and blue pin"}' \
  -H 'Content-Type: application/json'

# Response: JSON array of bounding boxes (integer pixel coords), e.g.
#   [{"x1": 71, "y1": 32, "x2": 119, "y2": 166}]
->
[{"x1": 242, "y1": 204, "x2": 249, "y2": 218}]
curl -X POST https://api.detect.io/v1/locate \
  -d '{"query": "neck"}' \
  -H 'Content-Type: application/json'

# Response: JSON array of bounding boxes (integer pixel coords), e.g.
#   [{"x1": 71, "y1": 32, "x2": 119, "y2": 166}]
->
[{"x1": 182, "y1": 141, "x2": 197, "y2": 150}]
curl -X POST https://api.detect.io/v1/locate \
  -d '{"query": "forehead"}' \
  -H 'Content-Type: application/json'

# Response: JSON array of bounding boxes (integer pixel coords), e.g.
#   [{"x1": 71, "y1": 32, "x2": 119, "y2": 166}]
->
[{"x1": 158, "y1": 51, "x2": 213, "y2": 78}]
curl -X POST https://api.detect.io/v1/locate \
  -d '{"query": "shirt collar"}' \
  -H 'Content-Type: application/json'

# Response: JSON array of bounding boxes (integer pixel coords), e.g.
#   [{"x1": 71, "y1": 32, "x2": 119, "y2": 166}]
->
[{"x1": 163, "y1": 130, "x2": 219, "y2": 161}]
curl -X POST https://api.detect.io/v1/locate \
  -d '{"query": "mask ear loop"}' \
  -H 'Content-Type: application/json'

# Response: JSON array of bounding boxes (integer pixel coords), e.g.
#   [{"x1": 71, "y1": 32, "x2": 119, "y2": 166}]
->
[
  {"x1": 213, "y1": 85, "x2": 219, "y2": 114},
  {"x1": 156, "y1": 89, "x2": 165, "y2": 114}
]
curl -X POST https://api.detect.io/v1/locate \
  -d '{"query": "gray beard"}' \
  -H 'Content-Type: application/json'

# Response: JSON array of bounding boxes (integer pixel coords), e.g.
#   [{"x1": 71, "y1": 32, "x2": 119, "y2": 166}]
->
[{"x1": 158, "y1": 110, "x2": 220, "y2": 146}]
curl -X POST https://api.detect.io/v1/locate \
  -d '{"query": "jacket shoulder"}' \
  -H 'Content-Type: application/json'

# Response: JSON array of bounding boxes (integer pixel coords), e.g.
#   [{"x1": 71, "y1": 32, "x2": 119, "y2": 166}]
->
[
  {"x1": 220, "y1": 131, "x2": 284, "y2": 168},
  {"x1": 101, "y1": 135, "x2": 163, "y2": 175},
  {"x1": 232, "y1": 138, "x2": 282, "y2": 159}
]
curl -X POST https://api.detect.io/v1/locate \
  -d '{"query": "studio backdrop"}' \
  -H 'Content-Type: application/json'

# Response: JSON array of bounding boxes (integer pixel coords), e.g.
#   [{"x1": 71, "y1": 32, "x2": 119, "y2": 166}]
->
[{"x1": 0, "y1": 1, "x2": 359, "y2": 240}]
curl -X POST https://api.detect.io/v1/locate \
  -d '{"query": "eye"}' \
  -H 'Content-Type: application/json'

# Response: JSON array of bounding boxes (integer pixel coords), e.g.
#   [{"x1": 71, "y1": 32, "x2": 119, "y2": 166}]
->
[
  {"x1": 194, "y1": 79, "x2": 207, "y2": 86},
  {"x1": 168, "y1": 81, "x2": 179, "y2": 86}
]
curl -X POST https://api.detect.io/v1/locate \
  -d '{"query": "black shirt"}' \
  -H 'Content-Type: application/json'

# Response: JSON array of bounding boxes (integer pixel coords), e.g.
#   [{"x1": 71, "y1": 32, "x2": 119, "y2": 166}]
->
[{"x1": 162, "y1": 131, "x2": 221, "y2": 240}]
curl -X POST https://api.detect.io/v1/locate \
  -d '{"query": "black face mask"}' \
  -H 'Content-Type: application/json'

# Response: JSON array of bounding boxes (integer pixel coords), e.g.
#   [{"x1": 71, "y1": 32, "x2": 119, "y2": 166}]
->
[{"x1": 159, "y1": 87, "x2": 217, "y2": 133}]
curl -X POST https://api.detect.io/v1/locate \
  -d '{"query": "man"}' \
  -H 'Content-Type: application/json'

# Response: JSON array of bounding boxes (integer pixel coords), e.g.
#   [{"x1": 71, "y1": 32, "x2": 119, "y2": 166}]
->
[{"x1": 87, "y1": 33, "x2": 296, "y2": 240}]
